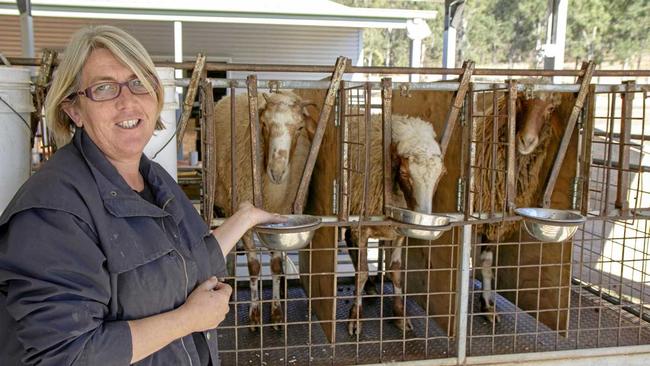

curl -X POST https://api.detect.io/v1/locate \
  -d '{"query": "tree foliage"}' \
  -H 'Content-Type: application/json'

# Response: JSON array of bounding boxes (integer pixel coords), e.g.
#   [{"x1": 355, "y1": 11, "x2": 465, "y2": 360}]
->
[{"x1": 335, "y1": 0, "x2": 649, "y2": 69}]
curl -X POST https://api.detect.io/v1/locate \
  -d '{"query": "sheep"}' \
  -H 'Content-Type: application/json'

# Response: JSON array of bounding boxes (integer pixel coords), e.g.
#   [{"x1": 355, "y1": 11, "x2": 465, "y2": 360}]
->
[
  {"x1": 344, "y1": 114, "x2": 445, "y2": 336},
  {"x1": 213, "y1": 90, "x2": 316, "y2": 329},
  {"x1": 472, "y1": 91, "x2": 563, "y2": 324}
]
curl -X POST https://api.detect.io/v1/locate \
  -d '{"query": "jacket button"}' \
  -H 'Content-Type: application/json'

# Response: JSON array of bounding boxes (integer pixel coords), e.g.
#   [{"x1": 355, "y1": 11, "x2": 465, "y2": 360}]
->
[{"x1": 110, "y1": 191, "x2": 118, "y2": 197}]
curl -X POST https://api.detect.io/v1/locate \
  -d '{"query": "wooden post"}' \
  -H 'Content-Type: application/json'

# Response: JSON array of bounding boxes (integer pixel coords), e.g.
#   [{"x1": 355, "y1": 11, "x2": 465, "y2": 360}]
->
[
  {"x1": 506, "y1": 80, "x2": 518, "y2": 214},
  {"x1": 542, "y1": 61, "x2": 595, "y2": 207},
  {"x1": 580, "y1": 85, "x2": 596, "y2": 215},
  {"x1": 293, "y1": 56, "x2": 348, "y2": 214},
  {"x1": 615, "y1": 81, "x2": 635, "y2": 211},
  {"x1": 200, "y1": 76, "x2": 216, "y2": 225},
  {"x1": 176, "y1": 54, "x2": 206, "y2": 151},
  {"x1": 440, "y1": 60, "x2": 474, "y2": 157},
  {"x1": 246, "y1": 75, "x2": 264, "y2": 208}
]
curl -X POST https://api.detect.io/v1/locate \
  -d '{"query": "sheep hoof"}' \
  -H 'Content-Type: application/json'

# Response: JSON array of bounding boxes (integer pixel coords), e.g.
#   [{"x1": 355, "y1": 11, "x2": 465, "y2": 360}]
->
[
  {"x1": 364, "y1": 281, "x2": 378, "y2": 296},
  {"x1": 347, "y1": 305, "x2": 363, "y2": 336},
  {"x1": 249, "y1": 305, "x2": 261, "y2": 332},
  {"x1": 395, "y1": 317, "x2": 413, "y2": 332},
  {"x1": 271, "y1": 304, "x2": 284, "y2": 331}
]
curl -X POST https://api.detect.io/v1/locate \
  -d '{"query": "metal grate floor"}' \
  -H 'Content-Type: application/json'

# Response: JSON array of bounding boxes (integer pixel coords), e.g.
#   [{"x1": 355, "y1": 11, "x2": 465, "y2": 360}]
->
[
  {"x1": 218, "y1": 280, "x2": 453, "y2": 365},
  {"x1": 218, "y1": 279, "x2": 650, "y2": 364},
  {"x1": 468, "y1": 279, "x2": 650, "y2": 356}
]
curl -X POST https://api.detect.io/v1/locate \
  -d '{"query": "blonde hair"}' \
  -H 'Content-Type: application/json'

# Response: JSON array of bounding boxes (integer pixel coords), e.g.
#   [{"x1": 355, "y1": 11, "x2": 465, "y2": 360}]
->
[{"x1": 45, "y1": 25, "x2": 164, "y2": 147}]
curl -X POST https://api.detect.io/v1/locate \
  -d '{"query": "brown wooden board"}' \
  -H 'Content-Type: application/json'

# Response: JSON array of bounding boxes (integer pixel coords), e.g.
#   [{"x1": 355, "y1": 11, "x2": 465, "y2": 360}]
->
[
  {"x1": 293, "y1": 88, "x2": 338, "y2": 342},
  {"x1": 391, "y1": 90, "x2": 461, "y2": 336},
  {"x1": 493, "y1": 92, "x2": 579, "y2": 333}
]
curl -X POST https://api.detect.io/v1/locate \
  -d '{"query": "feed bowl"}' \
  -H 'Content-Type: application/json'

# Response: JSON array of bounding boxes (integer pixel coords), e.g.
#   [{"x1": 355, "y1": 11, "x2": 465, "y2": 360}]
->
[
  {"x1": 515, "y1": 208, "x2": 586, "y2": 242},
  {"x1": 386, "y1": 206, "x2": 451, "y2": 240},
  {"x1": 385, "y1": 206, "x2": 450, "y2": 226},
  {"x1": 397, "y1": 224, "x2": 452, "y2": 241},
  {"x1": 254, "y1": 215, "x2": 322, "y2": 251}
]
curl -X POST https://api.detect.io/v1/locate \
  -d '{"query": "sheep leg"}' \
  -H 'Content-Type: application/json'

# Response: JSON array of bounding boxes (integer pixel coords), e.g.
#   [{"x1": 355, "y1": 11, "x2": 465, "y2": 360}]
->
[
  {"x1": 389, "y1": 236, "x2": 412, "y2": 332},
  {"x1": 345, "y1": 228, "x2": 377, "y2": 295},
  {"x1": 479, "y1": 246, "x2": 500, "y2": 324},
  {"x1": 270, "y1": 251, "x2": 284, "y2": 330},
  {"x1": 243, "y1": 232, "x2": 262, "y2": 330},
  {"x1": 348, "y1": 229, "x2": 369, "y2": 336}
]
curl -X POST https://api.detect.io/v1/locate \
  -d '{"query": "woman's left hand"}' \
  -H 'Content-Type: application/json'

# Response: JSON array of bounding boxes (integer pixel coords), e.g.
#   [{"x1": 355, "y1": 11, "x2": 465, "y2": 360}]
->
[{"x1": 238, "y1": 201, "x2": 288, "y2": 228}]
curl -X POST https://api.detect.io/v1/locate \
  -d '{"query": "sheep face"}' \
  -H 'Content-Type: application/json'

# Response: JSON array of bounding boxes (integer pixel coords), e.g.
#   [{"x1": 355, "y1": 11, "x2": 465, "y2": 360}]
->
[
  {"x1": 259, "y1": 92, "x2": 314, "y2": 184},
  {"x1": 395, "y1": 154, "x2": 445, "y2": 214},
  {"x1": 391, "y1": 116, "x2": 445, "y2": 214},
  {"x1": 515, "y1": 94, "x2": 561, "y2": 155}
]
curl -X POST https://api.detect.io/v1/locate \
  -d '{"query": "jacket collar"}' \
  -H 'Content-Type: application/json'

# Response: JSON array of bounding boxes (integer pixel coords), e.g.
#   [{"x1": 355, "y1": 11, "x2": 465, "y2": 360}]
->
[{"x1": 73, "y1": 128, "x2": 184, "y2": 223}]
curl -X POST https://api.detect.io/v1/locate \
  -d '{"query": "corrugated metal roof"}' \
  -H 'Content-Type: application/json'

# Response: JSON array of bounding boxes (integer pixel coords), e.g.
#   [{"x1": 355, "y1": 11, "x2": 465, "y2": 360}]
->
[{"x1": 0, "y1": 0, "x2": 436, "y2": 28}]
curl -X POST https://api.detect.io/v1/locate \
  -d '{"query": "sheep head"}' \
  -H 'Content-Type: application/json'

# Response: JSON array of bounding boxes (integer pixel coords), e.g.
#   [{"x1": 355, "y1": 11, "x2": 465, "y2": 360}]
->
[
  {"x1": 515, "y1": 92, "x2": 562, "y2": 155},
  {"x1": 391, "y1": 116, "x2": 445, "y2": 214},
  {"x1": 258, "y1": 91, "x2": 316, "y2": 184}
]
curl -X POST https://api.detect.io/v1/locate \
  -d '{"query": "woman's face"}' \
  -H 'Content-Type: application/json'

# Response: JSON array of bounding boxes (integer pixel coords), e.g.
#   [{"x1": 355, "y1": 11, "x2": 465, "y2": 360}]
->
[{"x1": 63, "y1": 48, "x2": 157, "y2": 165}]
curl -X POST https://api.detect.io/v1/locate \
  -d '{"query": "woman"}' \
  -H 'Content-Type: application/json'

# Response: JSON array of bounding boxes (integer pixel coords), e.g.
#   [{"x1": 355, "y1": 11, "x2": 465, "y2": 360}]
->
[{"x1": 0, "y1": 25, "x2": 282, "y2": 365}]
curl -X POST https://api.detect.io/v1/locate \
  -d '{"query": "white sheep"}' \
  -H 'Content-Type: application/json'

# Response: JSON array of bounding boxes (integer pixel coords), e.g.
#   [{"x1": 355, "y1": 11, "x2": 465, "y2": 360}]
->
[
  {"x1": 344, "y1": 114, "x2": 445, "y2": 336},
  {"x1": 213, "y1": 90, "x2": 316, "y2": 329}
]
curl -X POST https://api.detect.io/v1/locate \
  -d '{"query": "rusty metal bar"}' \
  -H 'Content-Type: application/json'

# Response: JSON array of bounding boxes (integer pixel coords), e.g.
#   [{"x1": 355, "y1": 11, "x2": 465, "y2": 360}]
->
[
  {"x1": 10, "y1": 56, "x2": 650, "y2": 77},
  {"x1": 229, "y1": 83, "x2": 238, "y2": 215},
  {"x1": 361, "y1": 82, "x2": 372, "y2": 220},
  {"x1": 603, "y1": 89, "x2": 618, "y2": 216},
  {"x1": 580, "y1": 85, "x2": 596, "y2": 216},
  {"x1": 489, "y1": 88, "x2": 500, "y2": 215},
  {"x1": 176, "y1": 53, "x2": 206, "y2": 151},
  {"x1": 246, "y1": 74, "x2": 264, "y2": 208},
  {"x1": 200, "y1": 78, "x2": 216, "y2": 225},
  {"x1": 616, "y1": 81, "x2": 635, "y2": 211},
  {"x1": 542, "y1": 61, "x2": 596, "y2": 208},
  {"x1": 440, "y1": 60, "x2": 475, "y2": 157},
  {"x1": 293, "y1": 56, "x2": 349, "y2": 214},
  {"x1": 463, "y1": 84, "x2": 474, "y2": 220},
  {"x1": 506, "y1": 80, "x2": 518, "y2": 214},
  {"x1": 381, "y1": 78, "x2": 393, "y2": 213},
  {"x1": 338, "y1": 80, "x2": 349, "y2": 222},
  {"x1": 31, "y1": 49, "x2": 56, "y2": 145}
]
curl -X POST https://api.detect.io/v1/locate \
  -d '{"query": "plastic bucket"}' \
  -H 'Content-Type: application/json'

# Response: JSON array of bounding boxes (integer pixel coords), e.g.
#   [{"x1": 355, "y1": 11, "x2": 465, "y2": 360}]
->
[
  {"x1": 144, "y1": 67, "x2": 179, "y2": 180},
  {"x1": 0, "y1": 67, "x2": 34, "y2": 214}
]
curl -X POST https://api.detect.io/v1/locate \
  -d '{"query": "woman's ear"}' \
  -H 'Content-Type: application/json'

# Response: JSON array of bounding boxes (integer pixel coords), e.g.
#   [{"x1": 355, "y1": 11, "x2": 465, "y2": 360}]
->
[{"x1": 61, "y1": 102, "x2": 83, "y2": 128}]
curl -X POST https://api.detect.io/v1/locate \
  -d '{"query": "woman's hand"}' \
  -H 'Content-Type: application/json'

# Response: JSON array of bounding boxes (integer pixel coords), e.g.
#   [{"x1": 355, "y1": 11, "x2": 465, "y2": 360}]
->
[
  {"x1": 177, "y1": 277, "x2": 232, "y2": 333},
  {"x1": 237, "y1": 201, "x2": 288, "y2": 228}
]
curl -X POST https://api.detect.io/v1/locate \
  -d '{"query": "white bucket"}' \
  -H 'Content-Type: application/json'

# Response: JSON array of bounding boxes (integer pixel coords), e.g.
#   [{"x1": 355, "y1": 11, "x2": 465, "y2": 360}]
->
[
  {"x1": 0, "y1": 67, "x2": 34, "y2": 215},
  {"x1": 144, "y1": 67, "x2": 179, "y2": 180}
]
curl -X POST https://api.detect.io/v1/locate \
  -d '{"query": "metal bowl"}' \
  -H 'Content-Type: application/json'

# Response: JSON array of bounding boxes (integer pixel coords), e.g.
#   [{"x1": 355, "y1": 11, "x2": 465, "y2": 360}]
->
[
  {"x1": 397, "y1": 224, "x2": 452, "y2": 241},
  {"x1": 385, "y1": 206, "x2": 451, "y2": 240},
  {"x1": 254, "y1": 215, "x2": 322, "y2": 251},
  {"x1": 385, "y1": 206, "x2": 450, "y2": 226},
  {"x1": 514, "y1": 207, "x2": 586, "y2": 242}
]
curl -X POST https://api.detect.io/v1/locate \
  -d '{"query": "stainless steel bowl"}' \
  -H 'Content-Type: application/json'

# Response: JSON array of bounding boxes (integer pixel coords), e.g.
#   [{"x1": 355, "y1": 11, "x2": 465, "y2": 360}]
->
[
  {"x1": 397, "y1": 224, "x2": 452, "y2": 241},
  {"x1": 385, "y1": 206, "x2": 450, "y2": 226},
  {"x1": 254, "y1": 215, "x2": 322, "y2": 251},
  {"x1": 385, "y1": 206, "x2": 451, "y2": 240},
  {"x1": 514, "y1": 207, "x2": 586, "y2": 242}
]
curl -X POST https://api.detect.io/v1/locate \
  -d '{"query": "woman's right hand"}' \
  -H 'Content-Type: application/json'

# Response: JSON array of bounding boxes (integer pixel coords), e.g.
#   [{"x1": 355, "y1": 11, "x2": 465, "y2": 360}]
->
[{"x1": 178, "y1": 276, "x2": 232, "y2": 333}]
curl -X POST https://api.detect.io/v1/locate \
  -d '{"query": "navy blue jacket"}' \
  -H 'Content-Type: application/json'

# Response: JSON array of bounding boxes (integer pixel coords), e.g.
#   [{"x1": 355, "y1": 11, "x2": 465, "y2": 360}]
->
[{"x1": 0, "y1": 129, "x2": 227, "y2": 365}]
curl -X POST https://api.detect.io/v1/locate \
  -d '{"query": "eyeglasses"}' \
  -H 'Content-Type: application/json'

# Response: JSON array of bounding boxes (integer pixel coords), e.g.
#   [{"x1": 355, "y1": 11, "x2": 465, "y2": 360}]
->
[{"x1": 70, "y1": 78, "x2": 153, "y2": 102}]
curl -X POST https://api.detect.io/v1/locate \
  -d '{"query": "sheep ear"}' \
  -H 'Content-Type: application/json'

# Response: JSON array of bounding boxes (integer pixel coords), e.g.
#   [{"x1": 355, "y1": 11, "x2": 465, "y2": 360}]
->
[
  {"x1": 550, "y1": 92, "x2": 562, "y2": 108},
  {"x1": 304, "y1": 115, "x2": 318, "y2": 141},
  {"x1": 258, "y1": 93, "x2": 269, "y2": 110}
]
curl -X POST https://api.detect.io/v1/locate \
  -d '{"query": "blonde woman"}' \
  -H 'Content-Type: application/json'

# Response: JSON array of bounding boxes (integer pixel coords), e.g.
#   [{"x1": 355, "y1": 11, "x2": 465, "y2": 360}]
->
[{"x1": 0, "y1": 25, "x2": 283, "y2": 365}]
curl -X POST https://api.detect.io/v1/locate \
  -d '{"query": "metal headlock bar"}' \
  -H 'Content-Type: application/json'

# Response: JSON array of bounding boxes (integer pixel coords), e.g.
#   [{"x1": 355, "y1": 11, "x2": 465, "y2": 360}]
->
[{"x1": 175, "y1": 53, "x2": 206, "y2": 151}]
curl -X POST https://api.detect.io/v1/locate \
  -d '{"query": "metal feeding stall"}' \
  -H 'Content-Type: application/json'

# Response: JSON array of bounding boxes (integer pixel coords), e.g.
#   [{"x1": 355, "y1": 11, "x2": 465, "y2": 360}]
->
[
  {"x1": 9, "y1": 55, "x2": 650, "y2": 365},
  {"x1": 178, "y1": 59, "x2": 650, "y2": 365}
]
